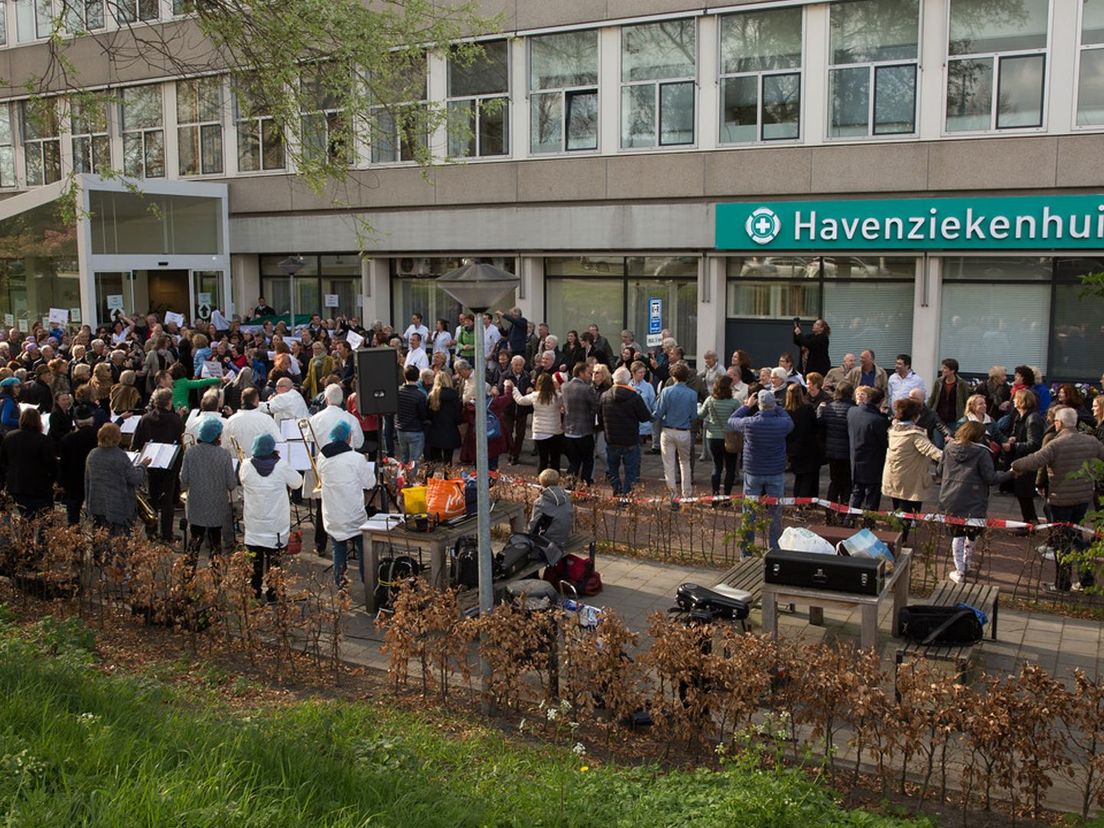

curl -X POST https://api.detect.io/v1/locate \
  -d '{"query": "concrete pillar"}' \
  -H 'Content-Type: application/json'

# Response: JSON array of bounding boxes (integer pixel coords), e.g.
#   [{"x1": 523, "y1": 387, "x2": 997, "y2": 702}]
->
[
  {"x1": 696, "y1": 255, "x2": 726, "y2": 360},
  {"x1": 911, "y1": 255, "x2": 942, "y2": 387},
  {"x1": 517, "y1": 256, "x2": 544, "y2": 324},
  {"x1": 361, "y1": 257, "x2": 391, "y2": 324},
  {"x1": 231, "y1": 254, "x2": 259, "y2": 319}
]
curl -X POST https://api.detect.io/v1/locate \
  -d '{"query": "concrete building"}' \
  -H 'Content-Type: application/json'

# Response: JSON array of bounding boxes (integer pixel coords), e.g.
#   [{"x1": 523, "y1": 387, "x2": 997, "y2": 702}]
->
[{"x1": 1, "y1": 0, "x2": 1103, "y2": 381}]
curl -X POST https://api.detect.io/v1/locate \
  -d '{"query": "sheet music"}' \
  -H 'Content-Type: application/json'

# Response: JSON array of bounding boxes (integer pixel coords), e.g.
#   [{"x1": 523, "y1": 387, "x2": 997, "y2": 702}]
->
[
  {"x1": 119, "y1": 416, "x2": 140, "y2": 435},
  {"x1": 280, "y1": 419, "x2": 302, "y2": 440},
  {"x1": 284, "y1": 440, "x2": 313, "y2": 471},
  {"x1": 137, "y1": 442, "x2": 178, "y2": 470},
  {"x1": 125, "y1": 451, "x2": 139, "y2": 465}
]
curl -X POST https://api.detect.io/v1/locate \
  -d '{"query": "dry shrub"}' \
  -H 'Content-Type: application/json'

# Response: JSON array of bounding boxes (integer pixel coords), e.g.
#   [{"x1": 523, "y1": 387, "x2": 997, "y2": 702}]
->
[
  {"x1": 710, "y1": 631, "x2": 777, "y2": 749},
  {"x1": 1066, "y1": 670, "x2": 1104, "y2": 818},
  {"x1": 559, "y1": 608, "x2": 641, "y2": 735},
  {"x1": 1005, "y1": 663, "x2": 1072, "y2": 820},
  {"x1": 475, "y1": 600, "x2": 557, "y2": 710}
]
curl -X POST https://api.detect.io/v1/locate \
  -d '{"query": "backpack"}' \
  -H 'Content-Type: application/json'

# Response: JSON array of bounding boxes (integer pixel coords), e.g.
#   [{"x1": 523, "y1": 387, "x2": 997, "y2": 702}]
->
[
  {"x1": 486, "y1": 408, "x2": 502, "y2": 440},
  {"x1": 452, "y1": 535, "x2": 479, "y2": 588},
  {"x1": 543, "y1": 545, "x2": 603, "y2": 597},
  {"x1": 373, "y1": 555, "x2": 422, "y2": 611},
  {"x1": 897, "y1": 603, "x2": 985, "y2": 646}
]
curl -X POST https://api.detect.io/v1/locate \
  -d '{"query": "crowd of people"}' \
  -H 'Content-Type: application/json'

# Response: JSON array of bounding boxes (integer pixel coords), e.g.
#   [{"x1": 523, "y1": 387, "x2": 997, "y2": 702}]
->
[{"x1": 0, "y1": 300, "x2": 1101, "y2": 593}]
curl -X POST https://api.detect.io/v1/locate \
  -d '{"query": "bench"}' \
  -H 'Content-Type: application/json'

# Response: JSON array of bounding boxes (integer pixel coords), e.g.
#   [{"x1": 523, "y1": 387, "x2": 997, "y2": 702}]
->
[
  {"x1": 895, "y1": 580, "x2": 999, "y2": 684},
  {"x1": 716, "y1": 556, "x2": 765, "y2": 608},
  {"x1": 462, "y1": 532, "x2": 597, "y2": 610}
]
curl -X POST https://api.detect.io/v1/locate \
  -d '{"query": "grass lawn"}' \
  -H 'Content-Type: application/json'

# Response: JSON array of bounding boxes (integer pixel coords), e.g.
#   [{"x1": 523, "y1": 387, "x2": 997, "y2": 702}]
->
[{"x1": 0, "y1": 611, "x2": 923, "y2": 827}]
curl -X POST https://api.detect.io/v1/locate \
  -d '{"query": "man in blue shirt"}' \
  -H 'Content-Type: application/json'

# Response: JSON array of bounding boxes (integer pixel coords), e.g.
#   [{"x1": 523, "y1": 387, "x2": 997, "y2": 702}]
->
[
  {"x1": 655, "y1": 362, "x2": 698, "y2": 508},
  {"x1": 728, "y1": 389, "x2": 795, "y2": 554}
]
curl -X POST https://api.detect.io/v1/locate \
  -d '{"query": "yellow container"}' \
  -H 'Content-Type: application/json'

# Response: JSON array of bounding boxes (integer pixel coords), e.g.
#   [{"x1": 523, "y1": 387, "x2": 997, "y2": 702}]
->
[{"x1": 402, "y1": 485, "x2": 428, "y2": 515}]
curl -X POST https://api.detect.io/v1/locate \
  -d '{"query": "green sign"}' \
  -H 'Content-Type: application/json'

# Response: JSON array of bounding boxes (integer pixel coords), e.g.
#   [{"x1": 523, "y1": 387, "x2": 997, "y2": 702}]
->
[{"x1": 715, "y1": 194, "x2": 1104, "y2": 251}]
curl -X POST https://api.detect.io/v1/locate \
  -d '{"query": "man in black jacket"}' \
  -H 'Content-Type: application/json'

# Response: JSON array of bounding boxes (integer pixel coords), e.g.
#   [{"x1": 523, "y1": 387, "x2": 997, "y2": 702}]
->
[
  {"x1": 58, "y1": 405, "x2": 98, "y2": 525},
  {"x1": 501, "y1": 354, "x2": 532, "y2": 465},
  {"x1": 0, "y1": 408, "x2": 58, "y2": 518},
  {"x1": 20, "y1": 365, "x2": 54, "y2": 413},
  {"x1": 132, "y1": 387, "x2": 185, "y2": 541},
  {"x1": 847, "y1": 386, "x2": 890, "y2": 520},
  {"x1": 395, "y1": 365, "x2": 428, "y2": 470},
  {"x1": 600, "y1": 366, "x2": 653, "y2": 496},
  {"x1": 793, "y1": 318, "x2": 832, "y2": 376}
]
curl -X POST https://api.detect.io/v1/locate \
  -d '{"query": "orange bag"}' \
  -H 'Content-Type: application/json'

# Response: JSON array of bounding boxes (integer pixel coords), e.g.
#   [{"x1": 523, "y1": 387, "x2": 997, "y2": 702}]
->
[{"x1": 425, "y1": 478, "x2": 466, "y2": 521}]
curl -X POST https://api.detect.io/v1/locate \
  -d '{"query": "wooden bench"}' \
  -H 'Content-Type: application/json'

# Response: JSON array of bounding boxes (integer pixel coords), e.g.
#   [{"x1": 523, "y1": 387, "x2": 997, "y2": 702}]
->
[
  {"x1": 716, "y1": 556, "x2": 765, "y2": 608},
  {"x1": 895, "y1": 580, "x2": 999, "y2": 683},
  {"x1": 466, "y1": 532, "x2": 597, "y2": 610}
]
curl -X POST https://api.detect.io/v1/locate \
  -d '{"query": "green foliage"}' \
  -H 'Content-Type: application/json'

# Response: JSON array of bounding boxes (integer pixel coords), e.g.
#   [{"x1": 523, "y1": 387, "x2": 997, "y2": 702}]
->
[{"x1": 0, "y1": 619, "x2": 919, "y2": 827}]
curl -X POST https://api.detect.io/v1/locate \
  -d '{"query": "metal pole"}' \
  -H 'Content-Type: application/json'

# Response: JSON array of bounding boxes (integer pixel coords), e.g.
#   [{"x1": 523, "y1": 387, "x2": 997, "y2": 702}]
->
[{"x1": 471, "y1": 310, "x2": 494, "y2": 713}]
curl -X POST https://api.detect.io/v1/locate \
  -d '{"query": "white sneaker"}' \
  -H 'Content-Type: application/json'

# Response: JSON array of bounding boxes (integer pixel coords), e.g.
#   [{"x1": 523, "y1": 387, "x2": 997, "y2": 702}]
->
[
  {"x1": 1036, "y1": 545, "x2": 1056, "y2": 561},
  {"x1": 948, "y1": 570, "x2": 964, "y2": 584}
]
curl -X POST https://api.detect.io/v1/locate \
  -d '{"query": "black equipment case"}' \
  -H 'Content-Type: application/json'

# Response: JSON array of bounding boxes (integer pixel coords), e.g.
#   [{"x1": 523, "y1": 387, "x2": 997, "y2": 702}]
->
[
  {"x1": 674, "y1": 583, "x2": 750, "y2": 622},
  {"x1": 764, "y1": 550, "x2": 885, "y2": 596}
]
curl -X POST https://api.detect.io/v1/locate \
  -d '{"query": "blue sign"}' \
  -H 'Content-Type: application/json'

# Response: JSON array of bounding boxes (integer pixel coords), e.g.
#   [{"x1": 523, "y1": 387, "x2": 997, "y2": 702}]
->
[{"x1": 648, "y1": 298, "x2": 662, "y2": 335}]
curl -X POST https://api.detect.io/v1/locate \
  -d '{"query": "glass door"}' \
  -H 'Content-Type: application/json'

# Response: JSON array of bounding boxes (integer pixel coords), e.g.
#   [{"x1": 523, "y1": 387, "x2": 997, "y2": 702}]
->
[
  {"x1": 94, "y1": 271, "x2": 133, "y2": 327},
  {"x1": 193, "y1": 270, "x2": 223, "y2": 323}
]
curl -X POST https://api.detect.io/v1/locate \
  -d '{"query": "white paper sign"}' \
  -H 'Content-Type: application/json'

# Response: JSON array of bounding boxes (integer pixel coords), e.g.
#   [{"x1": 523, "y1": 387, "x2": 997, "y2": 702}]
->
[
  {"x1": 106, "y1": 295, "x2": 125, "y2": 312},
  {"x1": 345, "y1": 330, "x2": 364, "y2": 350},
  {"x1": 201, "y1": 360, "x2": 224, "y2": 378},
  {"x1": 164, "y1": 311, "x2": 186, "y2": 327},
  {"x1": 70, "y1": 308, "x2": 81, "y2": 323},
  {"x1": 48, "y1": 308, "x2": 68, "y2": 325},
  {"x1": 646, "y1": 333, "x2": 662, "y2": 347},
  {"x1": 17, "y1": 320, "x2": 28, "y2": 333},
  {"x1": 324, "y1": 294, "x2": 339, "y2": 308},
  {"x1": 3, "y1": 314, "x2": 12, "y2": 327},
  {"x1": 356, "y1": 295, "x2": 363, "y2": 307},
  {"x1": 266, "y1": 351, "x2": 277, "y2": 361},
  {"x1": 197, "y1": 292, "x2": 212, "y2": 306}
]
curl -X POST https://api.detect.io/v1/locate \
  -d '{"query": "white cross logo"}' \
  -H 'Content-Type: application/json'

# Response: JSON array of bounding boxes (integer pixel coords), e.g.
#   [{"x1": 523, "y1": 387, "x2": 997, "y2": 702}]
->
[{"x1": 745, "y1": 207, "x2": 781, "y2": 245}]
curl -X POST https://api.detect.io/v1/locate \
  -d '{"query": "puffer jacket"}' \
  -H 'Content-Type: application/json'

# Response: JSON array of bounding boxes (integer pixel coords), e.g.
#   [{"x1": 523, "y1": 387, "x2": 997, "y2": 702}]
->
[
  {"x1": 816, "y1": 399, "x2": 853, "y2": 460},
  {"x1": 512, "y1": 387, "x2": 563, "y2": 437},
  {"x1": 600, "y1": 384, "x2": 652, "y2": 447},
  {"x1": 939, "y1": 440, "x2": 1006, "y2": 518},
  {"x1": 728, "y1": 405, "x2": 794, "y2": 476},
  {"x1": 1012, "y1": 429, "x2": 1104, "y2": 507},
  {"x1": 528, "y1": 484, "x2": 573, "y2": 547},
  {"x1": 881, "y1": 422, "x2": 943, "y2": 501}
]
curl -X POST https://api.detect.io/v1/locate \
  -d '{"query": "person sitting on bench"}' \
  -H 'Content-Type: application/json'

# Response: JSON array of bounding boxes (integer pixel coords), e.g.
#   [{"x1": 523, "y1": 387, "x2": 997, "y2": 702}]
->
[{"x1": 528, "y1": 469, "x2": 573, "y2": 547}]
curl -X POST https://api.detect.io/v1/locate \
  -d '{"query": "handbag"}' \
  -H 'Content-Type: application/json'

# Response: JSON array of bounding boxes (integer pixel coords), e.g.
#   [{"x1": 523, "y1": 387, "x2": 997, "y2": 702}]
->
[
  {"x1": 724, "y1": 431, "x2": 742, "y2": 454},
  {"x1": 425, "y1": 477, "x2": 466, "y2": 521}
]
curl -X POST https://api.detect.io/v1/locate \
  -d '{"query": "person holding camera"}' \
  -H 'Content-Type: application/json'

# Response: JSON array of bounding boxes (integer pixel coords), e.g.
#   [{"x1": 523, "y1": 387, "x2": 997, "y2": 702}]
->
[{"x1": 792, "y1": 317, "x2": 832, "y2": 376}]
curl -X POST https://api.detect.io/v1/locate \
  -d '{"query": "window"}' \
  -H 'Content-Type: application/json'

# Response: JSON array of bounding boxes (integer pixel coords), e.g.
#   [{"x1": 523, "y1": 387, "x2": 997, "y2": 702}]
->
[
  {"x1": 0, "y1": 2, "x2": 6, "y2": 44},
  {"x1": 0, "y1": 106, "x2": 15, "y2": 188},
  {"x1": 371, "y1": 53, "x2": 428, "y2": 164},
  {"x1": 447, "y1": 40, "x2": 509, "y2": 157},
  {"x1": 719, "y1": 7, "x2": 803, "y2": 143},
  {"x1": 1078, "y1": 0, "x2": 1104, "y2": 125},
  {"x1": 121, "y1": 85, "x2": 165, "y2": 178},
  {"x1": 234, "y1": 77, "x2": 285, "y2": 172},
  {"x1": 620, "y1": 20, "x2": 696, "y2": 148},
  {"x1": 21, "y1": 99, "x2": 61, "y2": 186},
  {"x1": 15, "y1": 0, "x2": 54, "y2": 42},
  {"x1": 828, "y1": 0, "x2": 919, "y2": 137},
  {"x1": 173, "y1": 0, "x2": 194, "y2": 13},
  {"x1": 941, "y1": 256, "x2": 1050, "y2": 374},
  {"x1": 946, "y1": 0, "x2": 1049, "y2": 132},
  {"x1": 66, "y1": 0, "x2": 105, "y2": 32},
  {"x1": 301, "y1": 64, "x2": 352, "y2": 166},
  {"x1": 177, "y1": 77, "x2": 224, "y2": 176},
  {"x1": 529, "y1": 31, "x2": 599, "y2": 153},
  {"x1": 71, "y1": 97, "x2": 111, "y2": 174},
  {"x1": 116, "y1": 0, "x2": 159, "y2": 24}
]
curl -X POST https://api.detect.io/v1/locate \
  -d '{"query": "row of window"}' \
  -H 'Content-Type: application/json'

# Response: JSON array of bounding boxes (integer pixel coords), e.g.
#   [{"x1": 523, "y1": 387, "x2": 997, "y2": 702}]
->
[
  {"x1": 2, "y1": 0, "x2": 1104, "y2": 187},
  {"x1": 0, "y1": 0, "x2": 190, "y2": 44}
]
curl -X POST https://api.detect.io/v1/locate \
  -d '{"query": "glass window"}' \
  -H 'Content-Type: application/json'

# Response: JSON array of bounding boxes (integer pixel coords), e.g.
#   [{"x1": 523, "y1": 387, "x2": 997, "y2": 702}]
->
[
  {"x1": 116, "y1": 0, "x2": 159, "y2": 24},
  {"x1": 121, "y1": 85, "x2": 165, "y2": 178},
  {"x1": 828, "y1": 0, "x2": 919, "y2": 138},
  {"x1": 391, "y1": 257, "x2": 515, "y2": 330},
  {"x1": 66, "y1": 0, "x2": 104, "y2": 32},
  {"x1": 301, "y1": 63, "x2": 352, "y2": 166},
  {"x1": 1051, "y1": 258, "x2": 1104, "y2": 380},
  {"x1": 0, "y1": 106, "x2": 15, "y2": 188},
  {"x1": 89, "y1": 191, "x2": 222, "y2": 255},
  {"x1": 21, "y1": 98, "x2": 61, "y2": 187},
  {"x1": 371, "y1": 54, "x2": 429, "y2": 164},
  {"x1": 530, "y1": 31, "x2": 599, "y2": 153},
  {"x1": 177, "y1": 77, "x2": 224, "y2": 176},
  {"x1": 942, "y1": 255, "x2": 1052, "y2": 280},
  {"x1": 0, "y1": 200, "x2": 80, "y2": 332},
  {"x1": 940, "y1": 282, "x2": 1050, "y2": 374},
  {"x1": 1077, "y1": 0, "x2": 1104, "y2": 125},
  {"x1": 627, "y1": 275, "x2": 698, "y2": 359},
  {"x1": 71, "y1": 97, "x2": 111, "y2": 175},
  {"x1": 620, "y1": 20, "x2": 696, "y2": 148},
  {"x1": 546, "y1": 278, "x2": 625, "y2": 342},
  {"x1": 0, "y1": 2, "x2": 5, "y2": 44},
  {"x1": 447, "y1": 40, "x2": 509, "y2": 158},
  {"x1": 823, "y1": 282, "x2": 914, "y2": 364},
  {"x1": 946, "y1": 0, "x2": 1049, "y2": 132},
  {"x1": 719, "y1": 8, "x2": 802, "y2": 143},
  {"x1": 15, "y1": 0, "x2": 53, "y2": 42},
  {"x1": 234, "y1": 76, "x2": 285, "y2": 172}
]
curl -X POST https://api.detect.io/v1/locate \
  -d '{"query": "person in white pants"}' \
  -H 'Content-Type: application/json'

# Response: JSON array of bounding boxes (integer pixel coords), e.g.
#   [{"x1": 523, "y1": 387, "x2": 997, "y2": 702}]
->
[{"x1": 654, "y1": 362, "x2": 698, "y2": 508}]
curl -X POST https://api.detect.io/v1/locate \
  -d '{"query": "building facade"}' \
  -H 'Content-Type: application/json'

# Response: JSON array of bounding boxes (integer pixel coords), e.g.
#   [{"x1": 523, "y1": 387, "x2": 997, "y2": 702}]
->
[{"x1": 1, "y1": 0, "x2": 1103, "y2": 381}]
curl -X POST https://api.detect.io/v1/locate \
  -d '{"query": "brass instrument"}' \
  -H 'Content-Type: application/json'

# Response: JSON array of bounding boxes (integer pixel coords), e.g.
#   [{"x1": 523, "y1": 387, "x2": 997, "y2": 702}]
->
[
  {"x1": 182, "y1": 432, "x2": 196, "y2": 449},
  {"x1": 296, "y1": 417, "x2": 323, "y2": 495},
  {"x1": 135, "y1": 490, "x2": 158, "y2": 529},
  {"x1": 229, "y1": 435, "x2": 245, "y2": 462}
]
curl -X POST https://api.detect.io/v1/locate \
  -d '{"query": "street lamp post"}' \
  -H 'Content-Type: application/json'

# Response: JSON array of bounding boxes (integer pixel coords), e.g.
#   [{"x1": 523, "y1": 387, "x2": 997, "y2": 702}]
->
[{"x1": 436, "y1": 262, "x2": 519, "y2": 712}]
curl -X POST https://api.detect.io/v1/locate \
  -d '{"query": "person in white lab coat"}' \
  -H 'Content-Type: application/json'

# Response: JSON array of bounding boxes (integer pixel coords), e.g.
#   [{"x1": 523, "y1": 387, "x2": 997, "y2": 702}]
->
[
  {"x1": 306, "y1": 383, "x2": 365, "y2": 556},
  {"x1": 317, "y1": 420, "x2": 377, "y2": 586},
  {"x1": 239, "y1": 432, "x2": 303, "y2": 599}
]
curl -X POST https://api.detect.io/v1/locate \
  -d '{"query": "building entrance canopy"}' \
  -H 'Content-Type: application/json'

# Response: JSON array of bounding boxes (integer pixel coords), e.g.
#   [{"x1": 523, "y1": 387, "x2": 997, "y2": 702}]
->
[{"x1": 0, "y1": 175, "x2": 229, "y2": 331}]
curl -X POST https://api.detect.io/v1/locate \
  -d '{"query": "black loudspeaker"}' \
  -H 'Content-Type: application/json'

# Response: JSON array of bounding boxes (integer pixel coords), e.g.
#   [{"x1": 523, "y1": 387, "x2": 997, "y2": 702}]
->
[{"x1": 355, "y1": 347, "x2": 399, "y2": 415}]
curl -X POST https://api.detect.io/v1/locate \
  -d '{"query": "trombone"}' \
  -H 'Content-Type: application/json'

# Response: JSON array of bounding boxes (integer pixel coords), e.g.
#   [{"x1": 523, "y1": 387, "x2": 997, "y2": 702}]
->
[
  {"x1": 296, "y1": 417, "x2": 323, "y2": 495},
  {"x1": 229, "y1": 435, "x2": 245, "y2": 462}
]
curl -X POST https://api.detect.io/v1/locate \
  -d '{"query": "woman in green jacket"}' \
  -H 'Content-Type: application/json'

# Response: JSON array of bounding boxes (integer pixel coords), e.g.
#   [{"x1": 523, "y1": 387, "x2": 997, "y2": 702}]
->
[
  {"x1": 698, "y1": 374, "x2": 742, "y2": 497},
  {"x1": 170, "y1": 362, "x2": 221, "y2": 413}
]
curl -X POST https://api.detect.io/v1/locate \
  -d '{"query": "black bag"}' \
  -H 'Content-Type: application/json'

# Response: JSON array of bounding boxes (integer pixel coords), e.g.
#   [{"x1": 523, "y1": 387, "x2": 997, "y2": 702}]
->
[
  {"x1": 897, "y1": 604, "x2": 984, "y2": 646},
  {"x1": 374, "y1": 555, "x2": 422, "y2": 610},
  {"x1": 452, "y1": 535, "x2": 479, "y2": 588},
  {"x1": 494, "y1": 535, "x2": 535, "y2": 580}
]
